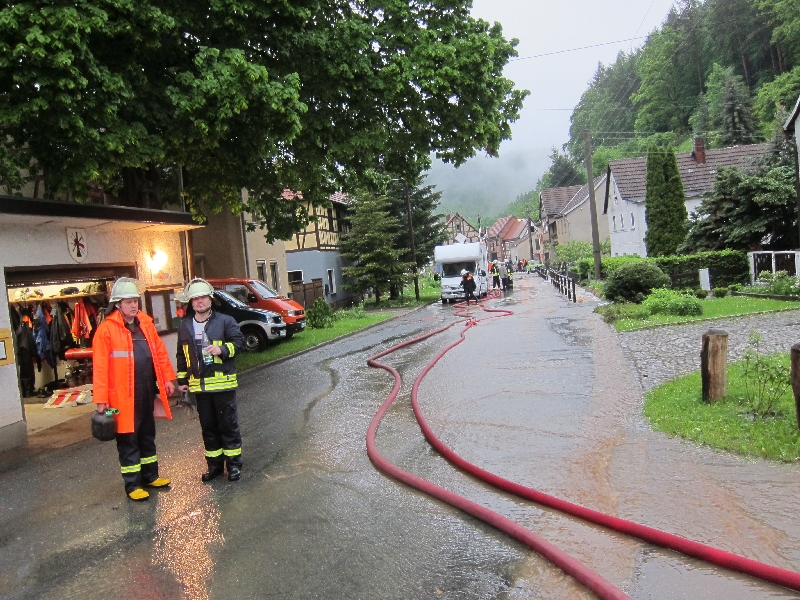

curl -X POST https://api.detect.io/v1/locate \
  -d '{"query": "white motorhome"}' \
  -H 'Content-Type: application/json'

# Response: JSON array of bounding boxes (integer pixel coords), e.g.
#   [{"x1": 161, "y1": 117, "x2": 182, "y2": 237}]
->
[{"x1": 434, "y1": 242, "x2": 489, "y2": 302}]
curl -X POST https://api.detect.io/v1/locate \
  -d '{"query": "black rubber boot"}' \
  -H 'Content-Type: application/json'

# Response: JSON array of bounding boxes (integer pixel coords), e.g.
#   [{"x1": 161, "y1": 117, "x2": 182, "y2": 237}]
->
[
  {"x1": 227, "y1": 465, "x2": 241, "y2": 481},
  {"x1": 202, "y1": 465, "x2": 225, "y2": 482}
]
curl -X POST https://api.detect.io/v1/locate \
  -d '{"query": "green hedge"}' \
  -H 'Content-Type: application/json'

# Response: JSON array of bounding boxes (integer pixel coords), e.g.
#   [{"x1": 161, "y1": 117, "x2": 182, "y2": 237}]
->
[
  {"x1": 575, "y1": 255, "x2": 644, "y2": 279},
  {"x1": 651, "y1": 250, "x2": 749, "y2": 288},
  {"x1": 575, "y1": 250, "x2": 748, "y2": 289}
]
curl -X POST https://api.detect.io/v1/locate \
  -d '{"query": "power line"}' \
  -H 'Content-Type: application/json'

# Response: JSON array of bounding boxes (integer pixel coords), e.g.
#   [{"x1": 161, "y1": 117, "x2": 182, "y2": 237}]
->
[{"x1": 510, "y1": 37, "x2": 646, "y2": 61}]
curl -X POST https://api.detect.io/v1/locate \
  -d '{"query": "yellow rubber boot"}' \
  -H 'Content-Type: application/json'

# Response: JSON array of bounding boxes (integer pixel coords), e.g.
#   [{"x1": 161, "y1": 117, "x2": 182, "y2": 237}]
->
[
  {"x1": 128, "y1": 488, "x2": 150, "y2": 501},
  {"x1": 145, "y1": 477, "x2": 171, "y2": 488}
]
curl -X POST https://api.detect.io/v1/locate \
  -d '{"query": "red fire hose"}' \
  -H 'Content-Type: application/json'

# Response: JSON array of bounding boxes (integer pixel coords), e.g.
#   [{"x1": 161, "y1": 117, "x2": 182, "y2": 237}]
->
[{"x1": 366, "y1": 289, "x2": 800, "y2": 596}]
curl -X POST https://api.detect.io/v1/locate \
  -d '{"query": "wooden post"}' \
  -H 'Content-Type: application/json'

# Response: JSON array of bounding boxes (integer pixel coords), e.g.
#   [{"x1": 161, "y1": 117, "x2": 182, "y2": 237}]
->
[
  {"x1": 791, "y1": 344, "x2": 800, "y2": 430},
  {"x1": 701, "y1": 329, "x2": 728, "y2": 402}
]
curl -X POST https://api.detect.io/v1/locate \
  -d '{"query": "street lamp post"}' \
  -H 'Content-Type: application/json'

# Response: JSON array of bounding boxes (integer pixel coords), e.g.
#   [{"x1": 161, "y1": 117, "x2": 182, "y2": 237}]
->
[{"x1": 403, "y1": 180, "x2": 420, "y2": 301}]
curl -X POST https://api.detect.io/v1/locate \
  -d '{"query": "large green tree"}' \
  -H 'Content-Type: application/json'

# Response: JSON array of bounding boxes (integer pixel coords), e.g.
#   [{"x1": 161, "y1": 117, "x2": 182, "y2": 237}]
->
[
  {"x1": 539, "y1": 147, "x2": 585, "y2": 189},
  {"x1": 386, "y1": 177, "x2": 447, "y2": 275},
  {"x1": 644, "y1": 145, "x2": 688, "y2": 256},
  {"x1": 340, "y1": 192, "x2": 411, "y2": 305},
  {"x1": 0, "y1": 1, "x2": 527, "y2": 240},
  {"x1": 691, "y1": 64, "x2": 758, "y2": 146}
]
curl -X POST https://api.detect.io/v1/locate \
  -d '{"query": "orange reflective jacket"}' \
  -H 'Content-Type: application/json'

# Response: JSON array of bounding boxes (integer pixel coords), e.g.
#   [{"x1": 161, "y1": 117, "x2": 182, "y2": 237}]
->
[{"x1": 92, "y1": 310, "x2": 176, "y2": 434}]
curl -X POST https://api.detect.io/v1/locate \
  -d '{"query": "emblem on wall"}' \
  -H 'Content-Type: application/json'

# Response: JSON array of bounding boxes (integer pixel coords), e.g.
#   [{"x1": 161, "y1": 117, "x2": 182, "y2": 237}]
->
[{"x1": 67, "y1": 228, "x2": 88, "y2": 263}]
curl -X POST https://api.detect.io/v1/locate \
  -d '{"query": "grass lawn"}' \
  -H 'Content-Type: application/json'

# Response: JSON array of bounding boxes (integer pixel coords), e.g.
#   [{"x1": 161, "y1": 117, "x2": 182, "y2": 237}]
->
[
  {"x1": 236, "y1": 312, "x2": 393, "y2": 372},
  {"x1": 644, "y1": 357, "x2": 800, "y2": 462},
  {"x1": 601, "y1": 296, "x2": 800, "y2": 332},
  {"x1": 236, "y1": 275, "x2": 442, "y2": 372},
  {"x1": 362, "y1": 275, "x2": 441, "y2": 309}
]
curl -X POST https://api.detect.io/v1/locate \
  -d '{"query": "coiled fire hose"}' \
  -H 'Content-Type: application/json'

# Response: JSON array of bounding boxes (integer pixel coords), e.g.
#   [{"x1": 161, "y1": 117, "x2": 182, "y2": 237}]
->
[{"x1": 366, "y1": 290, "x2": 800, "y2": 597}]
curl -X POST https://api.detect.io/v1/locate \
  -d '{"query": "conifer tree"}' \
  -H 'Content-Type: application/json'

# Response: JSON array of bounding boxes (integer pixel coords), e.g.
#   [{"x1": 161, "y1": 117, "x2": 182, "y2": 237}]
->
[
  {"x1": 340, "y1": 192, "x2": 412, "y2": 305},
  {"x1": 644, "y1": 145, "x2": 688, "y2": 256}
]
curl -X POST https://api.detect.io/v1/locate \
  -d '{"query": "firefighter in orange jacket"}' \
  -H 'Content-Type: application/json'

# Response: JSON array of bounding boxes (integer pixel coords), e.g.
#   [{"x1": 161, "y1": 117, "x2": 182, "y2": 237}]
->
[{"x1": 93, "y1": 278, "x2": 177, "y2": 501}]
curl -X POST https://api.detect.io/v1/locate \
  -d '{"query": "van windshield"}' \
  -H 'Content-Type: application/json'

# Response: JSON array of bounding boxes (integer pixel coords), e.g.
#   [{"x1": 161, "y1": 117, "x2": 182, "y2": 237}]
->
[
  {"x1": 441, "y1": 262, "x2": 474, "y2": 278},
  {"x1": 249, "y1": 279, "x2": 278, "y2": 299}
]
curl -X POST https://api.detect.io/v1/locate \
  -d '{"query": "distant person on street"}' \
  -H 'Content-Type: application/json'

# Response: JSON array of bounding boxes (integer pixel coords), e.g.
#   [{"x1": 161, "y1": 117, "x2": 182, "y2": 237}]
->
[
  {"x1": 460, "y1": 269, "x2": 477, "y2": 305},
  {"x1": 492, "y1": 262, "x2": 501, "y2": 289},
  {"x1": 177, "y1": 278, "x2": 246, "y2": 482},
  {"x1": 498, "y1": 262, "x2": 508, "y2": 291},
  {"x1": 93, "y1": 278, "x2": 176, "y2": 501}
]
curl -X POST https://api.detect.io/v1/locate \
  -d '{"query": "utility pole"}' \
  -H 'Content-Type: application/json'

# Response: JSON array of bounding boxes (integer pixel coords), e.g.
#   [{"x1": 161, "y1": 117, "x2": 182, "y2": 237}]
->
[
  {"x1": 404, "y1": 180, "x2": 420, "y2": 301},
  {"x1": 583, "y1": 129, "x2": 602, "y2": 280}
]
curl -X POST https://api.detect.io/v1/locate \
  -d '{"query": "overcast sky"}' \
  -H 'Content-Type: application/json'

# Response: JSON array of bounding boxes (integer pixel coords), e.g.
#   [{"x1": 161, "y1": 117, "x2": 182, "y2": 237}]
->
[{"x1": 426, "y1": 0, "x2": 677, "y2": 218}]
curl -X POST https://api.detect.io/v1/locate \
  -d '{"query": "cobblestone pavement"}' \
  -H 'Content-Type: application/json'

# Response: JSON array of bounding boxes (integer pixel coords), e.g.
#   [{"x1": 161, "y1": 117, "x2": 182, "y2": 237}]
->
[{"x1": 618, "y1": 309, "x2": 800, "y2": 391}]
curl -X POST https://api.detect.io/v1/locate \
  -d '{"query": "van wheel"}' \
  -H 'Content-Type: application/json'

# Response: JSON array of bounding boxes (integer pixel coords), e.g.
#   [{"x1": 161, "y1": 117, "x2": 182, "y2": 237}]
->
[{"x1": 242, "y1": 327, "x2": 266, "y2": 352}]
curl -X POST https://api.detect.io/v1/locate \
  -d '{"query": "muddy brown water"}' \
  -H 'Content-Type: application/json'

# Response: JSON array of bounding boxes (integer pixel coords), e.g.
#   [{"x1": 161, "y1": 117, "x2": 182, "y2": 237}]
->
[{"x1": 417, "y1": 276, "x2": 800, "y2": 599}]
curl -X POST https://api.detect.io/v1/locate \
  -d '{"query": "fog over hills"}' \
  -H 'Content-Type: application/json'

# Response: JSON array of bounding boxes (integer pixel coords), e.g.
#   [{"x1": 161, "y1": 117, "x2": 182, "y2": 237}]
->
[{"x1": 424, "y1": 146, "x2": 550, "y2": 224}]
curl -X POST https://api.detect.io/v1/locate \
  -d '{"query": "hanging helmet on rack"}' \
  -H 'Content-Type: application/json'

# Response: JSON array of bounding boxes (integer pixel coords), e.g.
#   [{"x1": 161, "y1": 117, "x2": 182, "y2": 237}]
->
[
  {"x1": 109, "y1": 277, "x2": 144, "y2": 302},
  {"x1": 184, "y1": 278, "x2": 215, "y2": 301}
]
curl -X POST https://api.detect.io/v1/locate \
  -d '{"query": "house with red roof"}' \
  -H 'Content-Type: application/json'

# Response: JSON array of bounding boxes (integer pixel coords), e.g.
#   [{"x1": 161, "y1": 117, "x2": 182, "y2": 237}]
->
[
  {"x1": 485, "y1": 216, "x2": 530, "y2": 262},
  {"x1": 604, "y1": 139, "x2": 768, "y2": 257}
]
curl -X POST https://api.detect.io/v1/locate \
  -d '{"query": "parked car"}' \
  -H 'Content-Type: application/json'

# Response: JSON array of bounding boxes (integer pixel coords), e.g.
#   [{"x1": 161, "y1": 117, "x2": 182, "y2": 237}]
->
[
  {"x1": 211, "y1": 289, "x2": 286, "y2": 351},
  {"x1": 207, "y1": 278, "x2": 306, "y2": 337}
]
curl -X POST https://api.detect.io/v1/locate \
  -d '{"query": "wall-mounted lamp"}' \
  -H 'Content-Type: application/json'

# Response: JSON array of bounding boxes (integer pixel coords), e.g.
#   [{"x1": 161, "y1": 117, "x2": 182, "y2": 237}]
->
[{"x1": 149, "y1": 250, "x2": 168, "y2": 269}]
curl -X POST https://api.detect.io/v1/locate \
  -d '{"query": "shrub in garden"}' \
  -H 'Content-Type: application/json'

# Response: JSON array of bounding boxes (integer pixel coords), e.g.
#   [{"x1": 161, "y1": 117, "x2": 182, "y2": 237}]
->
[
  {"x1": 306, "y1": 298, "x2": 335, "y2": 328},
  {"x1": 712, "y1": 287, "x2": 728, "y2": 298},
  {"x1": 642, "y1": 287, "x2": 703, "y2": 316},
  {"x1": 693, "y1": 288, "x2": 708, "y2": 299},
  {"x1": 603, "y1": 262, "x2": 671, "y2": 303},
  {"x1": 595, "y1": 302, "x2": 650, "y2": 323},
  {"x1": 741, "y1": 331, "x2": 790, "y2": 418},
  {"x1": 728, "y1": 283, "x2": 742, "y2": 293},
  {"x1": 745, "y1": 271, "x2": 800, "y2": 296}
]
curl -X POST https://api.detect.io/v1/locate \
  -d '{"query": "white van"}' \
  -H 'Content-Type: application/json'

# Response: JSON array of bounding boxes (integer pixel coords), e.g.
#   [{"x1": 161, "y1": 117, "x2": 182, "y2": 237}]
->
[{"x1": 434, "y1": 242, "x2": 489, "y2": 302}]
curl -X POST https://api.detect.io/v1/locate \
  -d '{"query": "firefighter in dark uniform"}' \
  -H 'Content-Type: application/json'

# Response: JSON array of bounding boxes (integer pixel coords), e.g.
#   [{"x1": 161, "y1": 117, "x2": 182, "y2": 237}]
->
[
  {"x1": 176, "y1": 278, "x2": 246, "y2": 482},
  {"x1": 460, "y1": 269, "x2": 477, "y2": 305},
  {"x1": 491, "y1": 262, "x2": 501, "y2": 289}
]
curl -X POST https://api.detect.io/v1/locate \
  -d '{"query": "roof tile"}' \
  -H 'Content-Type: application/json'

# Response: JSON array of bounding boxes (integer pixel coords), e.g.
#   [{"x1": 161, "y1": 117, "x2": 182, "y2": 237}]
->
[{"x1": 609, "y1": 143, "x2": 768, "y2": 202}]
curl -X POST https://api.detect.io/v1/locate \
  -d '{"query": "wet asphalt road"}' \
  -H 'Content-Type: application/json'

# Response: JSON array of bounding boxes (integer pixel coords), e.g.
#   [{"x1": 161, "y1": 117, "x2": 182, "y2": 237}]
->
[{"x1": 3, "y1": 274, "x2": 800, "y2": 599}]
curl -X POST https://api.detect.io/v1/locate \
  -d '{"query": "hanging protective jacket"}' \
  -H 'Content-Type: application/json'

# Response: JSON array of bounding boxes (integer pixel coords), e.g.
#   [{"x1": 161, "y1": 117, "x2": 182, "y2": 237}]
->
[
  {"x1": 49, "y1": 303, "x2": 74, "y2": 360},
  {"x1": 72, "y1": 298, "x2": 92, "y2": 341},
  {"x1": 33, "y1": 305, "x2": 54, "y2": 367},
  {"x1": 92, "y1": 310, "x2": 176, "y2": 434}
]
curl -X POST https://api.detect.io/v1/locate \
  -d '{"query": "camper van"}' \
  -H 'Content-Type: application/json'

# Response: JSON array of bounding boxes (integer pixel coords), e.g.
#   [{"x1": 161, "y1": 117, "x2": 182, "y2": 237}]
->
[{"x1": 434, "y1": 242, "x2": 489, "y2": 303}]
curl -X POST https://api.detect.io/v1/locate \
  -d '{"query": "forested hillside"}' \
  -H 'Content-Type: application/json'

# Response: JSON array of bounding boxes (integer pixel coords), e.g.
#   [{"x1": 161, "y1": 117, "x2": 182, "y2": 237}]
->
[{"x1": 567, "y1": 0, "x2": 798, "y2": 174}]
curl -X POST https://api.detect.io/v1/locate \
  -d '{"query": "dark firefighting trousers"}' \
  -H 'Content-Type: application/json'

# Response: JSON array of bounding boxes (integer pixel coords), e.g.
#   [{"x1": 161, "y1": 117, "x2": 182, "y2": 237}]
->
[
  {"x1": 196, "y1": 390, "x2": 243, "y2": 470},
  {"x1": 116, "y1": 324, "x2": 160, "y2": 493},
  {"x1": 116, "y1": 391, "x2": 159, "y2": 493}
]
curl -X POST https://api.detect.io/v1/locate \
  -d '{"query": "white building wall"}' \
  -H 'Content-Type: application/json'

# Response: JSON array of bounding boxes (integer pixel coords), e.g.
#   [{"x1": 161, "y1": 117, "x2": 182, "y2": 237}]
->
[
  {"x1": 606, "y1": 178, "x2": 647, "y2": 257},
  {"x1": 0, "y1": 222, "x2": 185, "y2": 449}
]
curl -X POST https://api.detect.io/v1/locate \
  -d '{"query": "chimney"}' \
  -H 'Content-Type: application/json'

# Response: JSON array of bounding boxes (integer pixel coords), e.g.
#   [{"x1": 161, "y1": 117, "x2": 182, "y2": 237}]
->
[{"x1": 692, "y1": 137, "x2": 706, "y2": 165}]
